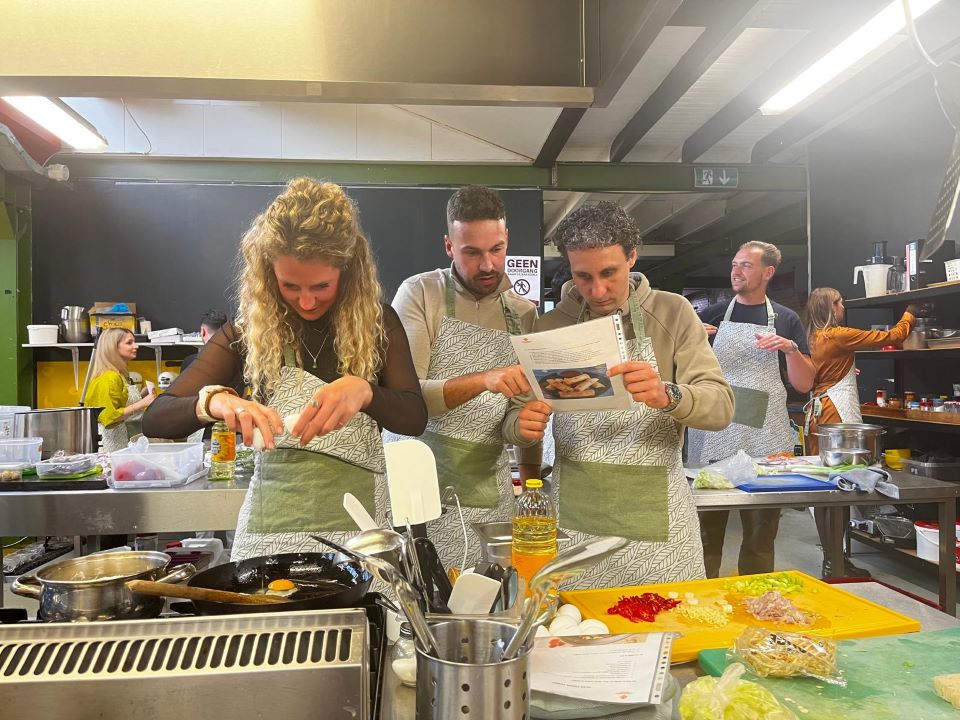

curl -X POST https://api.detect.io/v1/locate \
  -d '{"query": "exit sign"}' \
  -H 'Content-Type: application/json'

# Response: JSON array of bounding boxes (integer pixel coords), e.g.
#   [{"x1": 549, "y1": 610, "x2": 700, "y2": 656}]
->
[{"x1": 694, "y1": 167, "x2": 739, "y2": 189}]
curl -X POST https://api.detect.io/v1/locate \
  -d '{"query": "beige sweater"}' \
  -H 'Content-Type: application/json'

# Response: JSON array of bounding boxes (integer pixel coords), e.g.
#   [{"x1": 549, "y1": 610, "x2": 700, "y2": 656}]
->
[
  {"x1": 503, "y1": 275, "x2": 734, "y2": 453},
  {"x1": 392, "y1": 265, "x2": 540, "y2": 462}
]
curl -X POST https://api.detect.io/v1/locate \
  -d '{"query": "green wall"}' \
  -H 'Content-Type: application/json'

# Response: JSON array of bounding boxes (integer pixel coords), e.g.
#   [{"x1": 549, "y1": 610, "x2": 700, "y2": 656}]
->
[{"x1": 0, "y1": 170, "x2": 33, "y2": 405}]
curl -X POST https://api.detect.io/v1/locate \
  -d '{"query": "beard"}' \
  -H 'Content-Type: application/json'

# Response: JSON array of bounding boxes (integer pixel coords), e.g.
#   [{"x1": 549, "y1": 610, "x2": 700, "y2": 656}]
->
[{"x1": 466, "y1": 270, "x2": 503, "y2": 297}]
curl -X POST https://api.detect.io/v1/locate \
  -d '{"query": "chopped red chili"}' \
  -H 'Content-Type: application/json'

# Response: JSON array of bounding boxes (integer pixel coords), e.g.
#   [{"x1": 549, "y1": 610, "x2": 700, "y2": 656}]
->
[{"x1": 607, "y1": 593, "x2": 681, "y2": 623}]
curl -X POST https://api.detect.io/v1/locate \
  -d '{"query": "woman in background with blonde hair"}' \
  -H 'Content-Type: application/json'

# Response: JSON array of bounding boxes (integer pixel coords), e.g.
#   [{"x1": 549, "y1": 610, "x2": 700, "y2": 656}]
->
[
  {"x1": 143, "y1": 177, "x2": 427, "y2": 560},
  {"x1": 86, "y1": 327, "x2": 156, "y2": 452},
  {"x1": 803, "y1": 287, "x2": 917, "y2": 577}
]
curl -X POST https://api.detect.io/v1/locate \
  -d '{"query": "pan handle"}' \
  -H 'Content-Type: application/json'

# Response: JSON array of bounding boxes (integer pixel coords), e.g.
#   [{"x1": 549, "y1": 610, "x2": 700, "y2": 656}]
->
[
  {"x1": 155, "y1": 564, "x2": 197, "y2": 585},
  {"x1": 11, "y1": 574, "x2": 41, "y2": 599}
]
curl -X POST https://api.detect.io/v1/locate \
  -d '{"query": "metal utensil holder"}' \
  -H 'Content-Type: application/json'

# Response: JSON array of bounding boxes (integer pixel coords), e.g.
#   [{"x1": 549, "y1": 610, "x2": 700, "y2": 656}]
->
[{"x1": 416, "y1": 618, "x2": 531, "y2": 720}]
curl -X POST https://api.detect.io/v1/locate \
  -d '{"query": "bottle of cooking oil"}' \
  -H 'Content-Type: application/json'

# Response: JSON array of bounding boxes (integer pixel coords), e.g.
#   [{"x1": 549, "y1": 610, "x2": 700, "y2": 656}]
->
[
  {"x1": 511, "y1": 477, "x2": 557, "y2": 591},
  {"x1": 210, "y1": 421, "x2": 236, "y2": 481}
]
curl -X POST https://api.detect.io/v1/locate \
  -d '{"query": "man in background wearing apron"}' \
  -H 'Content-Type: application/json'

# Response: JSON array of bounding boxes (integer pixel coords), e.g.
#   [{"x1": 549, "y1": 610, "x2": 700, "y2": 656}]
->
[
  {"x1": 504, "y1": 202, "x2": 733, "y2": 589},
  {"x1": 390, "y1": 186, "x2": 539, "y2": 571},
  {"x1": 688, "y1": 241, "x2": 815, "y2": 578}
]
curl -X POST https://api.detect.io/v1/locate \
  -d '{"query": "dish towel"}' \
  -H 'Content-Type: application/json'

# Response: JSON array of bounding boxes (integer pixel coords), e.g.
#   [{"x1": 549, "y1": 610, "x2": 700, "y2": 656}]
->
[{"x1": 830, "y1": 467, "x2": 899, "y2": 499}]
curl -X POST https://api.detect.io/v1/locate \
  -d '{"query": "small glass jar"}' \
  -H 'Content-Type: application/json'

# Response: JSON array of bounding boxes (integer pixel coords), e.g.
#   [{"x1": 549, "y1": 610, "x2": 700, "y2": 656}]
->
[
  {"x1": 875, "y1": 389, "x2": 887, "y2": 407},
  {"x1": 390, "y1": 622, "x2": 418, "y2": 688},
  {"x1": 904, "y1": 391, "x2": 917, "y2": 404}
]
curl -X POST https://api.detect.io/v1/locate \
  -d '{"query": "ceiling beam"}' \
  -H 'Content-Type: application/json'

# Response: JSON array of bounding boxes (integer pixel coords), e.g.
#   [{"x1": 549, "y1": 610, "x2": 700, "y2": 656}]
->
[
  {"x1": 681, "y1": 2, "x2": 890, "y2": 163},
  {"x1": 750, "y1": 2, "x2": 960, "y2": 164},
  {"x1": 645, "y1": 199, "x2": 727, "y2": 243},
  {"x1": 534, "y1": 108, "x2": 587, "y2": 168},
  {"x1": 609, "y1": 0, "x2": 764, "y2": 162},
  {"x1": 669, "y1": 0, "x2": 887, "y2": 31}
]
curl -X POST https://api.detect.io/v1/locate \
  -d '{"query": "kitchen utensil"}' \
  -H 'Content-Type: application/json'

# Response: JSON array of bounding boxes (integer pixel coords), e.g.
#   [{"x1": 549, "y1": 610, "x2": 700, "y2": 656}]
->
[
  {"x1": 854, "y1": 264, "x2": 892, "y2": 297},
  {"x1": 903, "y1": 328, "x2": 928, "y2": 349},
  {"x1": 447, "y1": 572, "x2": 503, "y2": 614},
  {"x1": 60, "y1": 305, "x2": 91, "y2": 343},
  {"x1": 126, "y1": 579, "x2": 288, "y2": 604},
  {"x1": 503, "y1": 535, "x2": 629, "y2": 660},
  {"x1": 343, "y1": 492, "x2": 378, "y2": 531},
  {"x1": 11, "y1": 551, "x2": 196, "y2": 622},
  {"x1": 402, "y1": 520, "x2": 429, "y2": 606},
  {"x1": 384, "y1": 439, "x2": 442, "y2": 525},
  {"x1": 414, "y1": 536, "x2": 454, "y2": 607},
  {"x1": 471, "y1": 520, "x2": 571, "y2": 567},
  {"x1": 875, "y1": 515, "x2": 916, "y2": 547},
  {"x1": 813, "y1": 423, "x2": 885, "y2": 464},
  {"x1": 14, "y1": 406, "x2": 102, "y2": 459},
  {"x1": 417, "y1": 619, "x2": 531, "y2": 720},
  {"x1": 821, "y1": 447, "x2": 873, "y2": 467},
  {"x1": 345, "y1": 528, "x2": 407, "y2": 580},
  {"x1": 185, "y1": 551, "x2": 372, "y2": 616},
  {"x1": 312, "y1": 534, "x2": 439, "y2": 655}
]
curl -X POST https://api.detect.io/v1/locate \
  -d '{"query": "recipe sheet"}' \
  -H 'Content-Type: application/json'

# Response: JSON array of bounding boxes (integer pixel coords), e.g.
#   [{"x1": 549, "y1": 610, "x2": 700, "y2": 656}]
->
[
  {"x1": 530, "y1": 632, "x2": 673, "y2": 705},
  {"x1": 510, "y1": 315, "x2": 632, "y2": 412}
]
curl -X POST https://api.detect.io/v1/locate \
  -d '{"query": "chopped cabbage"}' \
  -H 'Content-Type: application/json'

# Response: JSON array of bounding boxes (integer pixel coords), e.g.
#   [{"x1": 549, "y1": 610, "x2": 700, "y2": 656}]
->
[
  {"x1": 679, "y1": 663, "x2": 797, "y2": 720},
  {"x1": 694, "y1": 469, "x2": 734, "y2": 489}
]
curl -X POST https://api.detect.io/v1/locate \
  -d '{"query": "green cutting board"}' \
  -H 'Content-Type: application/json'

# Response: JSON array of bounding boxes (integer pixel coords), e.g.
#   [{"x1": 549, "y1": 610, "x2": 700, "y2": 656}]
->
[{"x1": 699, "y1": 628, "x2": 960, "y2": 719}]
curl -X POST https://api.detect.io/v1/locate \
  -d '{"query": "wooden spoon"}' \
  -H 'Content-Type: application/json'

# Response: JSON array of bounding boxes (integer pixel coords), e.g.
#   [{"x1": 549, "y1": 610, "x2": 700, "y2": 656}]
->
[{"x1": 126, "y1": 579, "x2": 288, "y2": 605}]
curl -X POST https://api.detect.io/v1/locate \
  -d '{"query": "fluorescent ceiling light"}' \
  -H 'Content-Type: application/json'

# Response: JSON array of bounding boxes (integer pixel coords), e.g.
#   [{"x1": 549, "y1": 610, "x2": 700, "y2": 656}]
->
[
  {"x1": 759, "y1": 0, "x2": 945, "y2": 116},
  {"x1": 1, "y1": 96, "x2": 106, "y2": 150}
]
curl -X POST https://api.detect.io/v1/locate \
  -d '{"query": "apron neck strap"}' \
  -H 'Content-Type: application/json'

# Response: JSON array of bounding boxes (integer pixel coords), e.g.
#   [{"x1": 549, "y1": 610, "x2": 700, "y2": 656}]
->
[
  {"x1": 576, "y1": 288, "x2": 647, "y2": 340},
  {"x1": 444, "y1": 271, "x2": 522, "y2": 335},
  {"x1": 723, "y1": 296, "x2": 776, "y2": 328}
]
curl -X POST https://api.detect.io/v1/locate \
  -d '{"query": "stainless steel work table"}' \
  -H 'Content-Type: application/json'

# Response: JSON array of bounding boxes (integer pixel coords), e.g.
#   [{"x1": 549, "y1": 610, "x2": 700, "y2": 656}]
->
[{"x1": 692, "y1": 469, "x2": 960, "y2": 616}]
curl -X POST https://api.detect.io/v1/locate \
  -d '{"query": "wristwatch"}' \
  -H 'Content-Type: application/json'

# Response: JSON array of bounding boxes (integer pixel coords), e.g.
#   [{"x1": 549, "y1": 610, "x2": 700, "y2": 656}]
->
[
  {"x1": 662, "y1": 382, "x2": 683, "y2": 413},
  {"x1": 197, "y1": 385, "x2": 239, "y2": 423}
]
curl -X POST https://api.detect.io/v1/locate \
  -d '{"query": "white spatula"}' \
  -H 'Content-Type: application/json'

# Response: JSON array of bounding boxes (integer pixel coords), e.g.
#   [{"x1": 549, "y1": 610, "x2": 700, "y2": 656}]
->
[
  {"x1": 343, "y1": 492, "x2": 378, "y2": 532},
  {"x1": 384, "y1": 439, "x2": 442, "y2": 525},
  {"x1": 447, "y1": 572, "x2": 503, "y2": 615}
]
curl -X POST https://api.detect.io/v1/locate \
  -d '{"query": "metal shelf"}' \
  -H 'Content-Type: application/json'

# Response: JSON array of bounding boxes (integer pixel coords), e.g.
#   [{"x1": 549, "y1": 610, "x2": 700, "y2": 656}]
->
[
  {"x1": 22, "y1": 342, "x2": 202, "y2": 389},
  {"x1": 844, "y1": 281, "x2": 960, "y2": 309},
  {"x1": 861, "y1": 410, "x2": 960, "y2": 434},
  {"x1": 856, "y1": 347, "x2": 960, "y2": 359}
]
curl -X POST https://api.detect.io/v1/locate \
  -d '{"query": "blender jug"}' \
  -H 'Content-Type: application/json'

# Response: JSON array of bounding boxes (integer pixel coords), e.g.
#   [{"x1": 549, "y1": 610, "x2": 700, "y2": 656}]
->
[{"x1": 853, "y1": 264, "x2": 892, "y2": 297}]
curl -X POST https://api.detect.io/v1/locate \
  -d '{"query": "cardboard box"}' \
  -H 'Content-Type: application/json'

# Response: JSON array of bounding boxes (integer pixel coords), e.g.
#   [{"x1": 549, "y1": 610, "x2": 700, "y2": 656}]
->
[{"x1": 88, "y1": 302, "x2": 138, "y2": 337}]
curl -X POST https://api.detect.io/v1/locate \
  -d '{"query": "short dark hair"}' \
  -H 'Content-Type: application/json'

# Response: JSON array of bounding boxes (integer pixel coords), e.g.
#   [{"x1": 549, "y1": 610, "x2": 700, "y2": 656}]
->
[
  {"x1": 553, "y1": 201, "x2": 641, "y2": 258},
  {"x1": 446, "y1": 185, "x2": 506, "y2": 229},
  {"x1": 739, "y1": 241, "x2": 782, "y2": 269},
  {"x1": 200, "y1": 309, "x2": 228, "y2": 331}
]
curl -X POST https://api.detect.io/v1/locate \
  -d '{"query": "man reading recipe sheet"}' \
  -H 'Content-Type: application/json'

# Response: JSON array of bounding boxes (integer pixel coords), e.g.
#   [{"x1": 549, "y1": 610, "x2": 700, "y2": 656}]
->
[{"x1": 503, "y1": 201, "x2": 733, "y2": 589}]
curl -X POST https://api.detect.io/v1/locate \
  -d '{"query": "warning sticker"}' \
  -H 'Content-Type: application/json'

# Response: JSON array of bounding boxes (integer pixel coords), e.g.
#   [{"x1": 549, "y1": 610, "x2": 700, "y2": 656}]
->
[{"x1": 506, "y1": 255, "x2": 541, "y2": 306}]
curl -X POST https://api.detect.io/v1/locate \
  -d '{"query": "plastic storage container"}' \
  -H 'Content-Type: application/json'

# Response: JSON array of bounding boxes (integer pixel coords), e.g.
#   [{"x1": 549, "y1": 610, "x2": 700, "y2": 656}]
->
[
  {"x1": 914, "y1": 521, "x2": 960, "y2": 569},
  {"x1": 26, "y1": 324, "x2": 59, "y2": 344},
  {"x1": 109, "y1": 442, "x2": 204, "y2": 486},
  {"x1": 0, "y1": 462, "x2": 27, "y2": 482},
  {"x1": 0, "y1": 406, "x2": 30, "y2": 439},
  {"x1": 35, "y1": 453, "x2": 97, "y2": 478},
  {"x1": 0, "y1": 437, "x2": 43, "y2": 465}
]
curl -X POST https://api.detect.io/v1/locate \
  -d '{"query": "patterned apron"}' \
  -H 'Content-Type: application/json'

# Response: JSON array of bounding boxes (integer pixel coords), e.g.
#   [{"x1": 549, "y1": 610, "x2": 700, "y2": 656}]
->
[
  {"x1": 385, "y1": 277, "x2": 522, "y2": 572},
  {"x1": 101, "y1": 382, "x2": 143, "y2": 453},
  {"x1": 552, "y1": 291, "x2": 705, "y2": 589},
  {"x1": 804, "y1": 364, "x2": 862, "y2": 437},
  {"x1": 687, "y1": 297, "x2": 794, "y2": 464},
  {"x1": 232, "y1": 347, "x2": 388, "y2": 564}
]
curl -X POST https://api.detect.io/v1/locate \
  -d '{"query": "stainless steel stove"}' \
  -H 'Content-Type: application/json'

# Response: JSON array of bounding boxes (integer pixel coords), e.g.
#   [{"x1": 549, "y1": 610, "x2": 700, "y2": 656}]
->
[{"x1": 0, "y1": 601, "x2": 386, "y2": 720}]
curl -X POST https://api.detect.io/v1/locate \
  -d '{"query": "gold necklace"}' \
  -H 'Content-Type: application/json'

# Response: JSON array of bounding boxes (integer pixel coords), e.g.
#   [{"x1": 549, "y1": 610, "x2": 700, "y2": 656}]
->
[{"x1": 303, "y1": 332, "x2": 329, "y2": 370}]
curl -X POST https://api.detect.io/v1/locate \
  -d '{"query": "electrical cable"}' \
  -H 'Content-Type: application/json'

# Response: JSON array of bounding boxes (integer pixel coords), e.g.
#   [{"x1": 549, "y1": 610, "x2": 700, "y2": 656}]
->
[{"x1": 121, "y1": 98, "x2": 154, "y2": 154}]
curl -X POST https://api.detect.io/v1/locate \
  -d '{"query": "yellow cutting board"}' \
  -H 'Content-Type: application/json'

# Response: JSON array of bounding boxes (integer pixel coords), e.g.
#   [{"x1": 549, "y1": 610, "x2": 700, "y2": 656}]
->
[{"x1": 560, "y1": 571, "x2": 920, "y2": 664}]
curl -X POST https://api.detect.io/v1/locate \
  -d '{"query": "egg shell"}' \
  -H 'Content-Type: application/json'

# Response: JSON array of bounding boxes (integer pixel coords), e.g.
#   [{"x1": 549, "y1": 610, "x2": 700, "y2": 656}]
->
[
  {"x1": 556, "y1": 604, "x2": 583, "y2": 623},
  {"x1": 534, "y1": 625, "x2": 550, "y2": 638},
  {"x1": 577, "y1": 619, "x2": 610, "y2": 635},
  {"x1": 284, "y1": 413, "x2": 300, "y2": 435},
  {"x1": 548, "y1": 615, "x2": 580, "y2": 636}
]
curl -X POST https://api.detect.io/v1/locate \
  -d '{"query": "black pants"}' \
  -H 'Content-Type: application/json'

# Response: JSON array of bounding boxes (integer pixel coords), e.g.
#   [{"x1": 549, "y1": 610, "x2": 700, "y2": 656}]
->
[{"x1": 700, "y1": 509, "x2": 782, "y2": 578}]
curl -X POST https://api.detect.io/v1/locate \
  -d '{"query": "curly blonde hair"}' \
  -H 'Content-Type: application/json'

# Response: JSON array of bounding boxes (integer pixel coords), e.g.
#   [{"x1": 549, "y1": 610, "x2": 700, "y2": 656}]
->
[{"x1": 235, "y1": 178, "x2": 385, "y2": 400}]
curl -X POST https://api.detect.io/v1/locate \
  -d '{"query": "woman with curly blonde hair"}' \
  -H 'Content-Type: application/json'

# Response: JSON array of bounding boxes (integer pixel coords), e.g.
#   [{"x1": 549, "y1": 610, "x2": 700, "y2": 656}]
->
[{"x1": 144, "y1": 178, "x2": 427, "y2": 560}]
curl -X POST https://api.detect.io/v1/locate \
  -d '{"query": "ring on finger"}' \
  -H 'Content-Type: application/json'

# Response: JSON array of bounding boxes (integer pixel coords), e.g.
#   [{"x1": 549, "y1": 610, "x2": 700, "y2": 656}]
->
[
  {"x1": 310, "y1": 399, "x2": 320, "y2": 409},
  {"x1": 235, "y1": 406, "x2": 247, "y2": 414}
]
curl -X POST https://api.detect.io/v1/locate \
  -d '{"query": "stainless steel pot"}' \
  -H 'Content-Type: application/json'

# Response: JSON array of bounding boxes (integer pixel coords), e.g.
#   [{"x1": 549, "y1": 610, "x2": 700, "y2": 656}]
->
[
  {"x1": 60, "y1": 305, "x2": 91, "y2": 343},
  {"x1": 814, "y1": 423, "x2": 885, "y2": 465},
  {"x1": 14, "y1": 406, "x2": 102, "y2": 458},
  {"x1": 11, "y1": 551, "x2": 195, "y2": 622}
]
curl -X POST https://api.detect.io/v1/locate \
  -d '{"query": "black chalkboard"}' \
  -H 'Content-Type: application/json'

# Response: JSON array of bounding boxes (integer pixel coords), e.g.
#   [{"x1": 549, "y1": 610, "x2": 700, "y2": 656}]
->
[{"x1": 32, "y1": 181, "x2": 543, "y2": 330}]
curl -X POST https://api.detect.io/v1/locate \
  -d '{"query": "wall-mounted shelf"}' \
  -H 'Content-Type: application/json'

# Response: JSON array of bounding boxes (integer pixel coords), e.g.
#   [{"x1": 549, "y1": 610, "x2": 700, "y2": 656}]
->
[
  {"x1": 22, "y1": 342, "x2": 203, "y2": 390},
  {"x1": 856, "y1": 348, "x2": 960, "y2": 359},
  {"x1": 862, "y1": 407, "x2": 960, "y2": 434},
  {"x1": 844, "y1": 281, "x2": 960, "y2": 309}
]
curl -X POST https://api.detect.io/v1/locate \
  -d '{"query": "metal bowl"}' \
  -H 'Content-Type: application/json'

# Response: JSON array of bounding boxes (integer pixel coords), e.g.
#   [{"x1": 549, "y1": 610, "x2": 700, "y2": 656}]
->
[{"x1": 820, "y1": 447, "x2": 873, "y2": 467}]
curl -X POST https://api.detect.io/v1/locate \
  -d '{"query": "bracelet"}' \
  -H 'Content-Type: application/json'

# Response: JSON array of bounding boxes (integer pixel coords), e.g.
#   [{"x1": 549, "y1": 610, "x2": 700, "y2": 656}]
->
[{"x1": 197, "y1": 385, "x2": 239, "y2": 423}]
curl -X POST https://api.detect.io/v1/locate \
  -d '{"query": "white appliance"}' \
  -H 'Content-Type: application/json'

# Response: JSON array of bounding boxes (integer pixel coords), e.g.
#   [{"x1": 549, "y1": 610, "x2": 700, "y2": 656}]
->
[{"x1": 853, "y1": 264, "x2": 892, "y2": 298}]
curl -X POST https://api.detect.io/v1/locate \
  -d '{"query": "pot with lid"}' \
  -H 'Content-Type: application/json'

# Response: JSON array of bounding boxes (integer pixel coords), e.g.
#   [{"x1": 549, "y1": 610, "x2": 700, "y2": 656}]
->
[
  {"x1": 60, "y1": 305, "x2": 91, "y2": 343},
  {"x1": 814, "y1": 423, "x2": 885, "y2": 467}
]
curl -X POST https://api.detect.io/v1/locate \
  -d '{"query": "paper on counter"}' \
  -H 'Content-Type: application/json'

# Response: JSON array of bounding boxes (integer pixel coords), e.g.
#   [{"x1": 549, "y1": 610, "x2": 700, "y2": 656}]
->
[
  {"x1": 530, "y1": 632, "x2": 673, "y2": 705},
  {"x1": 511, "y1": 315, "x2": 632, "y2": 412}
]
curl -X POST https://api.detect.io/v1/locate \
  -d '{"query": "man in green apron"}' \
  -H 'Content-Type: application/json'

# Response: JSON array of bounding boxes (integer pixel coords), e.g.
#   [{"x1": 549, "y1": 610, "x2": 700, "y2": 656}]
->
[
  {"x1": 688, "y1": 242, "x2": 815, "y2": 577},
  {"x1": 389, "y1": 185, "x2": 539, "y2": 571},
  {"x1": 503, "y1": 201, "x2": 734, "y2": 589}
]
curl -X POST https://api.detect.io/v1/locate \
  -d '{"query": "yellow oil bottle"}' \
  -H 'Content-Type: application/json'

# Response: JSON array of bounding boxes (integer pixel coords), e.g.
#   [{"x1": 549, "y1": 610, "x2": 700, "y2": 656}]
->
[{"x1": 511, "y1": 477, "x2": 557, "y2": 590}]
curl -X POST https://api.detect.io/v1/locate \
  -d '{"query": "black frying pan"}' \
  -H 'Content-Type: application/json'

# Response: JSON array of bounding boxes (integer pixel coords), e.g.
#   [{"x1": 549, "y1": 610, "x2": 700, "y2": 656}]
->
[{"x1": 186, "y1": 552, "x2": 372, "y2": 615}]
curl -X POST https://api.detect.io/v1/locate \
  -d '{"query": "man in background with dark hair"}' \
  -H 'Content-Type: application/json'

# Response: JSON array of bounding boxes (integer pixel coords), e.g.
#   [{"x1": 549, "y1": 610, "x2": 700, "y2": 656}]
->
[
  {"x1": 388, "y1": 185, "x2": 538, "y2": 570},
  {"x1": 181, "y1": 309, "x2": 228, "y2": 372},
  {"x1": 689, "y1": 241, "x2": 815, "y2": 578}
]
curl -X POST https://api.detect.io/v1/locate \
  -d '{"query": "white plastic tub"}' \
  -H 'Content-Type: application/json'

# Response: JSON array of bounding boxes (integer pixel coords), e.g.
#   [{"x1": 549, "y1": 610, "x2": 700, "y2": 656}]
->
[
  {"x1": 110, "y1": 442, "x2": 203, "y2": 485},
  {"x1": 0, "y1": 437, "x2": 43, "y2": 465},
  {"x1": 914, "y1": 521, "x2": 960, "y2": 569},
  {"x1": 27, "y1": 325, "x2": 59, "y2": 344}
]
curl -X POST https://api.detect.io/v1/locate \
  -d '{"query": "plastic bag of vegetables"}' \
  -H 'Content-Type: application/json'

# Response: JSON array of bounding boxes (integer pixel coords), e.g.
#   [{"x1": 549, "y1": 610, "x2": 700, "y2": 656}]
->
[
  {"x1": 679, "y1": 663, "x2": 797, "y2": 720},
  {"x1": 731, "y1": 627, "x2": 844, "y2": 685},
  {"x1": 694, "y1": 450, "x2": 757, "y2": 489}
]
